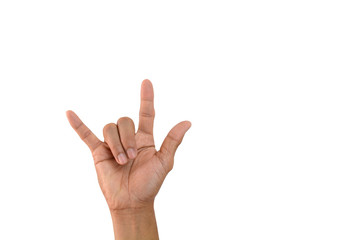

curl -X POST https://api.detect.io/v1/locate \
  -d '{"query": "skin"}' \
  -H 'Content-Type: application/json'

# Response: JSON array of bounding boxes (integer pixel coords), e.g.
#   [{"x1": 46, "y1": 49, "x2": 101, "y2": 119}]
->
[{"x1": 66, "y1": 79, "x2": 191, "y2": 240}]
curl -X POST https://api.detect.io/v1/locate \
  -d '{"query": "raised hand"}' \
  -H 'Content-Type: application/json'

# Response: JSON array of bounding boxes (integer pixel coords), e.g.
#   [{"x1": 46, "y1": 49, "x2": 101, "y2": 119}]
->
[{"x1": 65, "y1": 79, "x2": 191, "y2": 212}]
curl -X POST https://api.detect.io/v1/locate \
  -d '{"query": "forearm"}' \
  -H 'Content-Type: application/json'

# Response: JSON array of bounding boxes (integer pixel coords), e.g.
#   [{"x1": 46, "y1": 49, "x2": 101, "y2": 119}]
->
[{"x1": 110, "y1": 203, "x2": 159, "y2": 240}]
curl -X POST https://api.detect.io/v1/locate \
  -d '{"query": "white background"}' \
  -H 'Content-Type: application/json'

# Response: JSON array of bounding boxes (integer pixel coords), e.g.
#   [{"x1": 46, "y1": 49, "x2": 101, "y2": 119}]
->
[{"x1": 0, "y1": 0, "x2": 360, "y2": 239}]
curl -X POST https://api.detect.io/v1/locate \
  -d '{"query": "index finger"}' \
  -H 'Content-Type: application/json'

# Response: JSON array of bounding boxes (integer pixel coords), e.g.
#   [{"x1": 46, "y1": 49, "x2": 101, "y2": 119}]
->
[
  {"x1": 137, "y1": 79, "x2": 155, "y2": 135},
  {"x1": 66, "y1": 110, "x2": 102, "y2": 152}
]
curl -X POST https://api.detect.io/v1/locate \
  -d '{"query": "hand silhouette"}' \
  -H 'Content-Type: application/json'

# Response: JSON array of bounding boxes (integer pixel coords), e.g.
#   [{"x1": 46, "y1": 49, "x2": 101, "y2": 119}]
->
[{"x1": 66, "y1": 79, "x2": 191, "y2": 211}]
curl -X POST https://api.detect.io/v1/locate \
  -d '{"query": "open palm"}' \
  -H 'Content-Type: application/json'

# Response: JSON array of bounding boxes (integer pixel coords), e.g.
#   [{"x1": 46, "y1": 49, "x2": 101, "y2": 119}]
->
[{"x1": 66, "y1": 80, "x2": 191, "y2": 211}]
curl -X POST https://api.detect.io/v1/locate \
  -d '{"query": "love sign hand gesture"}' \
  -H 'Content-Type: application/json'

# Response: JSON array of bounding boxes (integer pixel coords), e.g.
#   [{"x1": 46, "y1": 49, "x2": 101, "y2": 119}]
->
[{"x1": 66, "y1": 79, "x2": 191, "y2": 212}]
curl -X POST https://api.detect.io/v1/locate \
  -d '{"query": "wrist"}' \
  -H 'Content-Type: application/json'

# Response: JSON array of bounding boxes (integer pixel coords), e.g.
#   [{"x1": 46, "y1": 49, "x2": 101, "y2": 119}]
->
[
  {"x1": 110, "y1": 204, "x2": 155, "y2": 225},
  {"x1": 109, "y1": 203, "x2": 159, "y2": 240},
  {"x1": 110, "y1": 202, "x2": 155, "y2": 217}
]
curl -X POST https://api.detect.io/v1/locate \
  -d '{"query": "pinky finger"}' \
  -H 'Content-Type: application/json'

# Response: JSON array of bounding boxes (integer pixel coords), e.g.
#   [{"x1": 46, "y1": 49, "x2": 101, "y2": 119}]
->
[{"x1": 66, "y1": 110, "x2": 102, "y2": 152}]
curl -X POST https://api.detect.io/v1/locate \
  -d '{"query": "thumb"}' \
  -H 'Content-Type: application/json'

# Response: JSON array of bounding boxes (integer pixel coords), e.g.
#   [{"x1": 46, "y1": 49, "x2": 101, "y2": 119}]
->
[{"x1": 157, "y1": 121, "x2": 192, "y2": 171}]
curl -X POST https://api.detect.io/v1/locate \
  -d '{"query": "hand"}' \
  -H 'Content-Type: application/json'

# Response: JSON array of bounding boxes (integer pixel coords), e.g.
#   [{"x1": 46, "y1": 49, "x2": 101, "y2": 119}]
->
[{"x1": 66, "y1": 79, "x2": 191, "y2": 212}]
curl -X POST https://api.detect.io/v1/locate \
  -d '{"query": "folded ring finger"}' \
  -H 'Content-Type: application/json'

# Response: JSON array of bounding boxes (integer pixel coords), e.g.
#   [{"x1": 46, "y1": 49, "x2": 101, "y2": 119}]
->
[{"x1": 117, "y1": 117, "x2": 137, "y2": 160}]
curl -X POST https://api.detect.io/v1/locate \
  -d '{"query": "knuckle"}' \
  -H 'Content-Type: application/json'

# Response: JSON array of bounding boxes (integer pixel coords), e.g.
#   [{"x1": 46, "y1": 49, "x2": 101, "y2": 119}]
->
[
  {"x1": 81, "y1": 129, "x2": 92, "y2": 141},
  {"x1": 168, "y1": 163, "x2": 174, "y2": 172},
  {"x1": 139, "y1": 111, "x2": 154, "y2": 118},
  {"x1": 168, "y1": 132, "x2": 181, "y2": 143},
  {"x1": 139, "y1": 110, "x2": 155, "y2": 118},
  {"x1": 117, "y1": 116, "x2": 133, "y2": 125},
  {"x1": 158, "y1": 153, "x2": 173, "y2": 173},
  {"x1": 103, "y1": 123, "x2": 116, "y2": 134},
  {"x1": 114, "y1": 146, "x2": 124, "y2": 154}
]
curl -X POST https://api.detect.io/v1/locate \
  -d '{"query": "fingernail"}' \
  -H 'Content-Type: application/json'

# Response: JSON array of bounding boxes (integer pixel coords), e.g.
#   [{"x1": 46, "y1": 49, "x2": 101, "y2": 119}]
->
[
  {"x1": 117, "y1": 153, "x2": 127, "y2": 165},
  {"x1": 127, "y1": 148, "x2": 137, "y2": 159}
]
